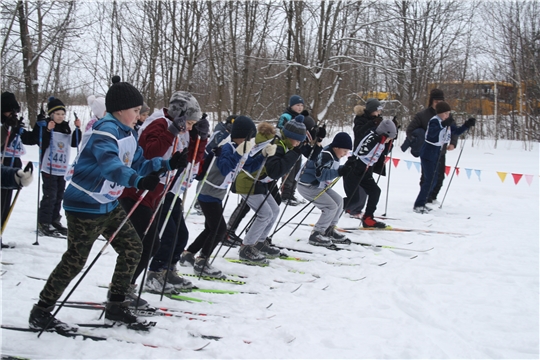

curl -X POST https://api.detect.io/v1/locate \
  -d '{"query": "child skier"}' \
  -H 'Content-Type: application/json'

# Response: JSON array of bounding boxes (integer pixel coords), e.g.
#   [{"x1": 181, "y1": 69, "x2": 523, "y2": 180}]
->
[
  {"x1": 297, "y1": 132, "x2": 355, "y2": 246},
  {"x1": 33, "y1": 97, "x2": 81, "y2": 237},
  {"x1": 29, "y1": 76, "x2": 186, "y2": 333},
  {"x1": 349, "y1": 119, "x2": 397, "y2": 228},
  {"x1": 180, "y1": 116, "x2": 266, "y2": 277},
  {"x1": 413, "y1": 102, "x2": 475, "y2": 213}
]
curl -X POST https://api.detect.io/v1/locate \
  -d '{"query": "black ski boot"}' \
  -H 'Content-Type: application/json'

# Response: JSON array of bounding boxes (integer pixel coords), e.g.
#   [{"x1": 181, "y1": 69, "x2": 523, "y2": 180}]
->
[
  {"x1": 51, "y1": 217, "x2": 68, "y2": 236},
  {"x1": 29, "y1": 304, "x2": 77, "y2": 334},
  {"x1": 105, "y1": 300, "x2": 155, "y2": 331}
]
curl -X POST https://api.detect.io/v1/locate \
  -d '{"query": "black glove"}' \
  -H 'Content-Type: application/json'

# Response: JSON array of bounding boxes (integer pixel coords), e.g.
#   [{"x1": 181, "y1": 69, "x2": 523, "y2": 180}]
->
[
  {"x1": 36, "y1": 108, "x2": 47, "y2": 127},
  {"x1": 441, "y1": 118, "x2": 453, "y2": 127},
  {"x1": 465, "y1": 117, "x2": 476, "y2": 127},
  {"x1": 137, "y1": 172, "x2": 161, "y2": 191},
  {"x1": 194, "y1": 114, "x2": 210, "y2": 140},
  {"x1": 212, "y1": 146, "x2": 222, "y2": 157},
  {"x1": 316, "y1": 124, "x2": 326, "y2": 141},
  {"x1": 338, "y1": 157, "x2": 355, "y2": 176},
  {"x1": 169, "y1": 148, "x2": 189, "y2": 170},
  {"x1": 168, "y1": 115, "x2": 187, "y2": 136},
  {"x1": 4, "y1": 113, "x2": 17, "y2": 127}
]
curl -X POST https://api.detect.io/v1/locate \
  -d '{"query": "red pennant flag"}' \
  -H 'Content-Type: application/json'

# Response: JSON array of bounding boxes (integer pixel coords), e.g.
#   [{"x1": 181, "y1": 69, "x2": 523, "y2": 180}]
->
[
  {"x1": 445, "y1": 166, "x2": 451, "y2": 176},
  {"x1": 384, "y1": 157, "x2": 390, "y2": 164},
  {"x1": 511, "y1": 173, "x2": 523, "y2": 185},
  {"x1": 392, "y1": 158, "x2": 400, "y2": 168},
  {"x1": 455, "y1": 167, "x2": 460, "y2": 176}
]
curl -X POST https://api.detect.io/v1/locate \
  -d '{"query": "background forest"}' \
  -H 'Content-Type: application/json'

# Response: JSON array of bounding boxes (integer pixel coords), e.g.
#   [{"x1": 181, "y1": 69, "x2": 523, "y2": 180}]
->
[{"x1": 1, "y1": 0, "x2": 539, "y2": 145}]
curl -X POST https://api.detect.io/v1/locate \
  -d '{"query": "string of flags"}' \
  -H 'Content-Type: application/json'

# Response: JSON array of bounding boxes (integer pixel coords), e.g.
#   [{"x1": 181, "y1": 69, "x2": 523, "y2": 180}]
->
[
  {"x1": 20, "y1": 159, "x2": 537, "y2": 186},
  {"x1": 383, "y1": 157, "x2": 536, "y2": 186}
]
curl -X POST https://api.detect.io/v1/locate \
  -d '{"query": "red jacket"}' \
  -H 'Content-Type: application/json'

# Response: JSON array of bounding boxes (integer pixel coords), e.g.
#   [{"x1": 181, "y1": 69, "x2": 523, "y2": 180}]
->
[{"x1": 121, "y1": 111, "x2": 207, "y2": 210}]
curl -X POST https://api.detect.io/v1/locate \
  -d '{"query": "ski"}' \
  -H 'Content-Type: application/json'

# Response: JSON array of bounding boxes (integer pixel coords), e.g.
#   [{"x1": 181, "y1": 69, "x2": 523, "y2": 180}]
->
[
  {"x1": 340, "y1": 226, "x2": 466, "y2": 235},
  {"x1": 1, "y1": 324, "x2": 210, "y2": 351},
  {"x1": 350, "y1": 241, "x2": 434, "y2": 253},
  {"x1": 34, "y1": 230, "x2": 66, "y2": 239},
  {"x1": 165, "y1": 293, "x2": 215, "y2": 304},
  {"x1": 178, "y1": 272, "x2": 247, "y2": 285},
  {"x1": 224, "y1": 258, "x2": 270, "y2": 267}
]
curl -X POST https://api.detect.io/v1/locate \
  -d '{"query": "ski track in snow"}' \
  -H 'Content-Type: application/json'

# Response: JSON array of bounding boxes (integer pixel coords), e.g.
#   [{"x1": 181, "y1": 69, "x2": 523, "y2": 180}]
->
[{"x1": 1, "y1": 132, "x2": 538, "y2": 359}]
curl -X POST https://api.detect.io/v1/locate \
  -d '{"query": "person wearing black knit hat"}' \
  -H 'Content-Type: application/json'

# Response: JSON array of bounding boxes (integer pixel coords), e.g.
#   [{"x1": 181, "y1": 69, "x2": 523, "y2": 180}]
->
[
  {"x1": 413, "y1": 101, "x2": 475, "y2": 213},
  {"x1": 29, "y1": 76, "x2": 188, "y2": 332},
  {"x1": 297, "y1": 132, "x2": 353, "y2": 246},
  {"x1": 405, "y1": 88, "x2": 457, "y2": 204},
  {"x1": 30, "y1": 96, "x2": 81, "y2": 237}
]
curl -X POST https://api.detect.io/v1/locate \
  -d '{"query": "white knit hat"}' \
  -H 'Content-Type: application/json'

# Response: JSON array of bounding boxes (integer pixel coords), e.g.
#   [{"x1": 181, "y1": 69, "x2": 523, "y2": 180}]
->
[{"x1": 87, "y1": 95, "x2": 106, "y2": 119}]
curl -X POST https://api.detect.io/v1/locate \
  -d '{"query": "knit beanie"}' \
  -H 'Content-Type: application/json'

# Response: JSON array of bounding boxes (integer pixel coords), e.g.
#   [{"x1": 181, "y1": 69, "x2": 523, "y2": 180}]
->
[
  {"x1": 1, "y1": 92, "x2": 20, "y2": 113},
  {"x1": 47, "y1": 96, "x2": 66, "y2": 115},
  {"x1": 376, "y1": 119, "x2": 397, "y2": 139},
  {"x1": 224, "y1": 114, "x2": 238, "y2": 132},
  {"x1": 330, "y1": 132, "x2": 353, "y2": 150},
  {"x1": 365, "y1": 98, "x2": 382, "y2": 114},
  {"x1": 168, "y1": 91, "x2": 201, "y2": 121},
  {"x1": 105, "y1": 76, "x2": 143, "y2": 113},
  {"x1": 230, "y1": 115, "x2": 256, "y2": 140},
  {"x1": 429, "y1": 88, "x2": 445, "y2": 106},
  {"x1": 289, "y1": 95, "x2": 304, "y2": 107},
  {"x1": 283, "y1": 115, "x2": 307, "y2": 142},
  {"x1": 301, "y1": 110, "x2": 317, "y2": 140},
  {"x1": 141, "y1": 102, "x2": 150, "y2": 114},
  {"x1": 435, "y1": 101, "x2": 451, "y2": 114},
  {"x1": 87, "y1": 95, "x2": 106, "y2": 118}
]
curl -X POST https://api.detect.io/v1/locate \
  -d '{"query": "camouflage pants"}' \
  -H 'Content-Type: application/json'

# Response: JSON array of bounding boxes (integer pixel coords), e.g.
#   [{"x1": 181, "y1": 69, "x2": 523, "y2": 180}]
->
[{"x1": 39, "y1": 206, "x2": 142, "y2": 305}]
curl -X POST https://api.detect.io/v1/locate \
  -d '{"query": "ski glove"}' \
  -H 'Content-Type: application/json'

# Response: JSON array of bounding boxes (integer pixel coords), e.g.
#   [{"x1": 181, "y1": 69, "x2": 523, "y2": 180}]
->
[
  {"x1": 316, "y1": 124, "x2": 326, "y2": 141},
  {"x1": 15, "y1": 168, "x2": 33, "y2": 187},
  {"x1": 194, "y1": 114, "x2": 210, "y2": 140},
  {"x1": 169, "y1": 148, "x2": 189, "y2": 170},
  {"x1": 262, "y1": 144, "x2": 277, "y2": 157},
  {"x1": 137, "y1": 172, "x2": 161, "y2": 191},
  {"x1": 441, "y1": 118, "x2": 453, "y2": 127},
  {"x1": 236, "y1": 140, "x2": 254, "y2": 156},
  {"x1": 168, "y1": 115, "x2": 187, "y2": 136},
  {"x1": 465, "y1": 117, "x2": 476, "y2": 127}
]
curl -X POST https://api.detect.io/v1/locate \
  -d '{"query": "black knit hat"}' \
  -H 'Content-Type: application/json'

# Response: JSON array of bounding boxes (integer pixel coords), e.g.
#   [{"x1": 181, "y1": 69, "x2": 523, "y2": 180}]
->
[
  {"x1": 1, "y1": 92, "x2": 20, "y2": 113},
  {"x1": 429, "y1": 88, "x2": 445, "y2": 106},
  {"x1": 47, "y1": 96, "x2": 66, "y2": 115},
  {"x1": 330, "y1": 132, "x2": 353, "y2": 150},
  {"x1": 105, "y1": 76, "x2": 144, "y2": 113},
  {"x1": 283, "y1": 115, "x2": 307, "y2": 142},
  {"x1": 435, "y1": 101, "x2": 451, "y2": 114},
  {"x1": 230, "y1": 115, "x2": 256, "y2": 140}
]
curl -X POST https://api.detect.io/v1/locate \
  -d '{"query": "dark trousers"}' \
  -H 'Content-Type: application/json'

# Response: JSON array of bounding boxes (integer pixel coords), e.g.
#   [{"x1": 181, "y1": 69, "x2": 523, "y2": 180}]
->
[
  {"x1": 39, "y1": 173, "x2": 66, "y2": 224},
  {"x1": 281, "y1": 159, "x2": 301, "y2": 199},
  {"x1": 420, "y1": 153, "x2": 446, "y2": 201},
  {"x1": 342, "y1": 172, "x2": 368, "y2": 215},
  {"x1": 39, "y1": 206, "x2": 142, "y2": 305},
  {"x1": 119, "y1": 197, "x2": 160, "y2": 284},
  {"x1": 187, "y1": 200, "x2": 225, "y2": 258},
  {"x1": 1, "y1": 157, "x2": 22, "y2": 227},
  {"x1": 415, "y1": 157, "x2": 438, "y2": 207},
  {"x1": 149, "y1": 192, "x2": 188, "y2": 271},
  {"x1": 344, "y1": 166, "x2": 380, "y2": 217}
]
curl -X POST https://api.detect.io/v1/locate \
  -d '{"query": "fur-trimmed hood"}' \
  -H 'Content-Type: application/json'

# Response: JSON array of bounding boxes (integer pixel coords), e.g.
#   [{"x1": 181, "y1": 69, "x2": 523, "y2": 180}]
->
[{"x1": 354, "y1": 105, "x2": 365, "y2": 115}]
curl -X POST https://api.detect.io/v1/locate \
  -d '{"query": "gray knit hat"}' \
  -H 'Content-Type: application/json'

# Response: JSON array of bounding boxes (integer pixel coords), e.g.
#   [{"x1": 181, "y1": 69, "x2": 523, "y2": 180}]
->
[
  {"x1": 168, "y1": 91, "x2": 201, "y2": 121},
  {"x1": 376, "y1": 119, "x2": 397, "y2": 139},
  {"x1": 141, "y1": 102, "x2": 150, "y2": 114},
  {"x1": 365, "y1": 98, "x2": 383, "y2": 114},
  {"x1": 283, "y1": 115, "x2": 307, "y2": 142}
]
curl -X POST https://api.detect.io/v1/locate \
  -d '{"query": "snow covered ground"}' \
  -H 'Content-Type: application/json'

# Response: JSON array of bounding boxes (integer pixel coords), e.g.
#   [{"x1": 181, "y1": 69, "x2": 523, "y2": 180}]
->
[{"x1": 1, "y1": 133, "x2": 538, "y2": 359}]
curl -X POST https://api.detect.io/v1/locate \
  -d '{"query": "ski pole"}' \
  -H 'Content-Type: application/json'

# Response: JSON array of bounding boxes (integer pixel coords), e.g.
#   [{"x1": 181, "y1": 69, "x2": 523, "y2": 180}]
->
[
  {"x1": 38, "y1": 189, "x2": 150, "y2": 337},
  {"x1": 33, "y1": 117, "x2": 46, "y2": 246},
  {"x1": 289, "y1": 205, "x2": 316, "y2": 236},
  {"x1": 184, "y1": 155, "x2": 217, "y2": 220},
  {"x1": 439, "y1": 135, "x2": 467, "y2": 209},
  {"x1": 74, "y1": 112, "x2": 80, "y2": 155},
  {"x1": 382, "y1": 140, "x2": 395, "y2": 216},
  {"x1": 1, "y1": 161, "x2": 33, "y2": 236},
  {"x1": 182, "y1": 135, "x2": 200, "y2": 210}
]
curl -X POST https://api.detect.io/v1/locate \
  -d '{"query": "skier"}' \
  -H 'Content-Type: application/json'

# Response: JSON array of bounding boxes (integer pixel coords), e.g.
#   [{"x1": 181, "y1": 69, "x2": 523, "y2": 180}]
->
[
  {"x1": 28, "y1": 76, "x2": 186, "y2": 333},
  {"x1": 32, "y1": 96, "x2": 82, "y2": 237},
  {"x1": 297, "y1": 132, "x2": 355, "y2": 246},
  {"x1": 413, "y1": 101, "x2": 475, "y2": 213}
]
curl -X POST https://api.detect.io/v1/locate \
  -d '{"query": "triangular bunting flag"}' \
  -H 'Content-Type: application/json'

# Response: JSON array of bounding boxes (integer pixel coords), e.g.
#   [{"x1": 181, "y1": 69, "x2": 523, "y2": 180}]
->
[
  {"x1": 465, "y1": 168, "x2": 472, "y2": 179},
  {"x1": 384, "y1": 157, "x2": 390, "y2": 164},
  {"x1": 525, "y1": 174, "x2": 533, "y2": 186},
  {"x1": 413, "y1": 162, "x2": 421, "y2": 172},
  {"x1": 392, "y1": 158, "x2": 400, "y2": 168},
  {"x1": 405, "y1": 160, "x2": 412, "y2": 170},
  {"x1": 497, "y1": 171, "x2": 507, "y2": 183},
  {"x1": 475, "y1": 169, "x2": 481, "y2": 181},
  {"x1": 444, "y1": 165, "x2": 451, "y2": 176},
  {"x1": 511, "y1": 173, "x2": 522, "y2": 185},
  {"x1": 455, "y1": 167, "x2": 460, "y2": 176}
]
